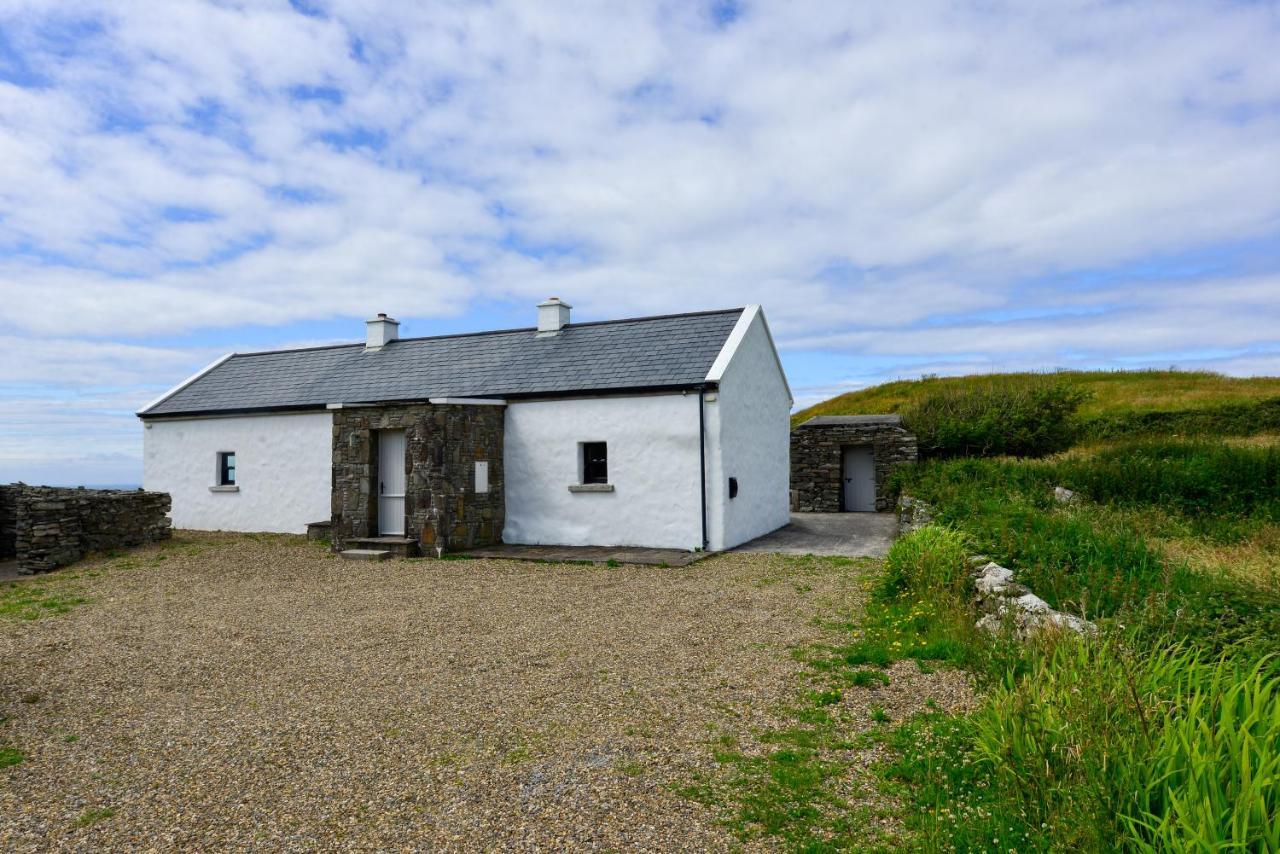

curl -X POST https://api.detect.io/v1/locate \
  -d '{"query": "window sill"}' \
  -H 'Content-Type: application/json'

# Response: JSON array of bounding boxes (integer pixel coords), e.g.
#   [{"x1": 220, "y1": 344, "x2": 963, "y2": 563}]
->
[
  {"x1": 568, "y1": 483, "x2": 614, "y2": 493},
  {"x1": 209, "y1": 485, "x2": 240, "y2": 493}
]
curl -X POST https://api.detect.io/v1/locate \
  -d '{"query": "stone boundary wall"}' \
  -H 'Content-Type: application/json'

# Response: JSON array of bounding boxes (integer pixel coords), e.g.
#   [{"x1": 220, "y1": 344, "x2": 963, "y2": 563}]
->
[
  {"x1": 331, "y1": 403, "x2": 505, "y2": 554},
  {"x1": 2, "y1": 485, "x2": 172, "y2": 575},
  {"x1": 791, "y1": 417, "x2": 918, "y2": 512}
]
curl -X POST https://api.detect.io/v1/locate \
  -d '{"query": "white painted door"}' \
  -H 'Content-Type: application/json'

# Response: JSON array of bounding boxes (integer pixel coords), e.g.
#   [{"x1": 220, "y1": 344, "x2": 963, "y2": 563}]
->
[
  {"x1": 378, "y1": 430, "x2": 406, "y2": 535},
  {"x1": 842, "y1": 446, "x2": 876, "y2": 512}
]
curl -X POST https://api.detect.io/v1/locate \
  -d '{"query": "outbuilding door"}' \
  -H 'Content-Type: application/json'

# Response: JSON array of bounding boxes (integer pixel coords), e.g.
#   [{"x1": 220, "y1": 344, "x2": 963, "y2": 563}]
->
[
  {"x1": 842, "y1": 445, "x2": 876, "y2": 512},
  {"x1": 377, "y1": 430, "x2": 406, "y2": 535}
]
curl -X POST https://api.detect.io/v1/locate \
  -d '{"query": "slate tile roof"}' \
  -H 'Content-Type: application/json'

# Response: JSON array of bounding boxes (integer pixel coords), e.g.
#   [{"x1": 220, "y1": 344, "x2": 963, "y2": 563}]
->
[{"x1": 141, "y1": 308, "x2": 744, "y2": 417}]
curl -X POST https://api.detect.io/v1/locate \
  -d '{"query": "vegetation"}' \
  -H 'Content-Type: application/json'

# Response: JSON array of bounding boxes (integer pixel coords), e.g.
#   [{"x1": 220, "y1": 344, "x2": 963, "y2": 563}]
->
[
  {"x1": 676, "y1": 555, "x2": 902, "y2": 851},
  {"x1": 73, "y1": 807, "x2": 117, "y2": 828},
  {"x1": 870, "y1": 433, "x2": 1280, "y2": 849},
  {"x1": 796, "y1": 369, "x2": 1280, "y2": 424},
  {"x1": 718, "y1": 369, "x2": 1280, "y2": 851},
  {"x1": 0, "y1": 581, "x2": 89, "y2": 621},
  {"x1": 794, "y1": 369, "x2": 1280, "y2": 447},
  {"x1": 898, "y1": 378, "x2": 1089, "y2": 458}
]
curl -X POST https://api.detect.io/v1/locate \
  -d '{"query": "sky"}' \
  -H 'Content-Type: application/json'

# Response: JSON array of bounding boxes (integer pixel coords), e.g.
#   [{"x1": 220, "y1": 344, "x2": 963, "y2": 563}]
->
[{"x1": 1, "y1": 0, "x2": 1279, "y2": 486}]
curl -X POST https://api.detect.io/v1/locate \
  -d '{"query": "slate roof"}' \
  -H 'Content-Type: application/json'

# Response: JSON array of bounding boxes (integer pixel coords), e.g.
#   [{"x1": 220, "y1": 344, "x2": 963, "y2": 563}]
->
[{"x1": 140, "y1": 308, "x2": 745, "y2": 418}]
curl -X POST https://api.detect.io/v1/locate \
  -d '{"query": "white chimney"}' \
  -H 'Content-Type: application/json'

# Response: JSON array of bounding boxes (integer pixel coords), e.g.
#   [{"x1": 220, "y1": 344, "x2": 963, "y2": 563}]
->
[
  {"x1": 365, "y1": 313, "x2": 400, "y2": 351},
  {"x1": 537, "y1": 297, "x2": 572, "y2": 335}
]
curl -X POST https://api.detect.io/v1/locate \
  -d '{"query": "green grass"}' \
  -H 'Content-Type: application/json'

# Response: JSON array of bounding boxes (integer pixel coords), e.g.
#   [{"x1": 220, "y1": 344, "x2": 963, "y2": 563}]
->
[
  {"x1": 676, "y1": 556, "x2": 909, "y2": 850},
  {"x1": 73, "y1": 807, "x2": 116, "y2": 828},
  {"x1": 0, "y1": 581, "x2": 89, "y2": 621},
  {"x1": 870, "y1": 439, "x2": 1280, "y2": 851},
  {"x1": 791, "y1": 370, "x2": 1280, "y2": 849},
  {"x1": 796, "y1": 369, "x2": 1280, "y2": 425},
  {"x1": 0, "y1": 745, "x2": 23, "y2": 768},
  {"x1": 1055, "y1": 440, "x2": 1280, "y2": 526},
  {"x1": 796, "y1": 370, "x2": 1280, "y2": 450}
]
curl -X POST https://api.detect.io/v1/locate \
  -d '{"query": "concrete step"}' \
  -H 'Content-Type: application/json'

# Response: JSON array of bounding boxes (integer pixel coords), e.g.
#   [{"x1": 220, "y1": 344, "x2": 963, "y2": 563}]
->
[
  {"x1": 346, "y1": 537, "x2": 419, "y2": 558},
  {"x1": 340, "y1": 549, "x2": 392, "y2": 561}
]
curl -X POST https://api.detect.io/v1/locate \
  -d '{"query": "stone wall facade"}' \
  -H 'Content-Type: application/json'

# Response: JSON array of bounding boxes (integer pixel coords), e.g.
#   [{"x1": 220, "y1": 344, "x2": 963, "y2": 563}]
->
[
  {"x1": 790, "y1": 416, "x2": 918, "y2": 512},
  {"x1": 2, "y1": 485, "x2": 172, "y2": 574},
  {"x1": 331, "y1": 403, "x2": 505, "y2": 553}
]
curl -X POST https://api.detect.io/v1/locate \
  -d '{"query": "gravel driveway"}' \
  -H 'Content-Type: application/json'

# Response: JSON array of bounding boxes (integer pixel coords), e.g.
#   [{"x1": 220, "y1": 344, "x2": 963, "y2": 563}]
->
[{"x1": 0, "y1": 532, "x2": 887, "y2": 851}]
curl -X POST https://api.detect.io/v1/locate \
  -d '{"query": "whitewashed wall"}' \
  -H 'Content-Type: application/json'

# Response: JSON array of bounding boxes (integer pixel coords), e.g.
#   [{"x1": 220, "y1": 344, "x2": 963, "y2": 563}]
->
[
  {"x1": 705, "y1": 309, "x2": 792, "y2": 551},
  {"x1": 143, "y1": 412, "x2": 332, "y2": 533},
  {"x1": 503, "y1": 394, "x2": 704, "y2": 549}
]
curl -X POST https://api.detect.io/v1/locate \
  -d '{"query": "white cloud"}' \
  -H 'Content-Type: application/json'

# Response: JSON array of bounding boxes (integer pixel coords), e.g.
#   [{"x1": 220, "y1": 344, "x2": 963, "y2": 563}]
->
[{"x1": 0, "y1": 0, "x2": 1278, "y2": 481}]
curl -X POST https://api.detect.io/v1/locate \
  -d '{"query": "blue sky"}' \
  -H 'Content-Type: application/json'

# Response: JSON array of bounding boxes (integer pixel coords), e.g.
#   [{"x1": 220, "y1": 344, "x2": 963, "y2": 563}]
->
[{"x1": 1, "y1": 0, "x2": 1278, "y2": 485}]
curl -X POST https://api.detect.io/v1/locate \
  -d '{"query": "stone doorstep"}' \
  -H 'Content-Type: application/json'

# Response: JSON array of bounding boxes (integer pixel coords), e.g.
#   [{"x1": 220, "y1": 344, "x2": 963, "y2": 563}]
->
[
  {"x1": 346, "y1": 537, "x2": 419, "y2": 557},
  {"x1": 339, "y1": 549, "x2": 392, "y2": 561}
]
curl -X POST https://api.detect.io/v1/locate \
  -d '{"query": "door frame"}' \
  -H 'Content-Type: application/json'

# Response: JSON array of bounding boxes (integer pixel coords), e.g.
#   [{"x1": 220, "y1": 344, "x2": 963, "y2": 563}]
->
[
  {"x1": 376, "y1": 429, "x2": 407, "y2": 536},
  {"x1": 840, "y1": 444, "x2": 877, "y2": 513}
]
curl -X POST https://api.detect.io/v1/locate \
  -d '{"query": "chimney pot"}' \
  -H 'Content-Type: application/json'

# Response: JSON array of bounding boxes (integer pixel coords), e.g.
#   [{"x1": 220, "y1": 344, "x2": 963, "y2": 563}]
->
[
  {"x1": 365, "y1": 313, "x2": 400, "y2": 351},
  {"x1": 537, "y1": 297, "x2": 572, "y2": 335}
]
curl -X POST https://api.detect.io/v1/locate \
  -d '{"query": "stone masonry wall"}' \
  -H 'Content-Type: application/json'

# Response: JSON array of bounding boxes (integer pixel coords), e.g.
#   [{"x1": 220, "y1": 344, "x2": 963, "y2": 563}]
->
[
  {"x1": 331, "y1": 403, "x2": 505, "y2": 553},
  {"x1": 791, "y1": 419, "x2": 918, "y2": 512},
  {"x1": 5, "y1": 485, "x2": 172, "y2": 574}
]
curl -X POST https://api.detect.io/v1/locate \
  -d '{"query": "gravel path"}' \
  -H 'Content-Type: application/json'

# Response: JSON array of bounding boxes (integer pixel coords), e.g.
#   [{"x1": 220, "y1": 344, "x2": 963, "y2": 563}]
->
[{"x1": 0, "y1": 533, "x2": 959, "y2": 850}]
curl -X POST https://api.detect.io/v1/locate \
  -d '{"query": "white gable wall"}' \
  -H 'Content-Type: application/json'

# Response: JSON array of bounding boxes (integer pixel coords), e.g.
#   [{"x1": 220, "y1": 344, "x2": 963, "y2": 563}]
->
[
  {"x1": 143, "y1": 412, "x2": 331, "y2": 533},
  {"x1": 704, "y1": 308, "x2": 792, "y2": 551},
  {"x1": 503, "y1": 393, "x2": 704, "y2": 549}
]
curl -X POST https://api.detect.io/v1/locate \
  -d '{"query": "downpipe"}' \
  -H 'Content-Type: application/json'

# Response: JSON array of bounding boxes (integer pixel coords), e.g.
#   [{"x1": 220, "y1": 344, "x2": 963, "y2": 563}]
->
[{"x1": 698, "y1": 386, "x2": 709, "y2": 551}]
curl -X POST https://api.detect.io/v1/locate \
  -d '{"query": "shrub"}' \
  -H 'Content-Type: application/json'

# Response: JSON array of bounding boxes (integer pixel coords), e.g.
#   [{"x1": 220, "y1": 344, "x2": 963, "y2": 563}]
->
[
  {"x1": 902, "y1": 379, "x2": 1089, "y2": 458},
  {"x1": 876, "y1": 525, "x2": 971, "y2": 600}
]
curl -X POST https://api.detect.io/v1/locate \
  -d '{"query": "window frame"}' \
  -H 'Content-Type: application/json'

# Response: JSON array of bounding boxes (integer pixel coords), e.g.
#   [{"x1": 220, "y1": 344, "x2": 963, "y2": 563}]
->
[
  {"x1": 581, "y1": 441, "x2": 608, "y2": 485},
  {"x1": 217, "y1": 451, "x2": 237, "y2": 487}
]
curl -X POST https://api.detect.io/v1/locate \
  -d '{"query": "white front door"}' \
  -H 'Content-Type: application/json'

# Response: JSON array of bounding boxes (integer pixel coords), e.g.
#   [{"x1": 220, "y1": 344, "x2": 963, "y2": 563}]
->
[
  {"x1": 842, "y1": 446, "x2": 876, "y2": 512},
  {"x1": 378, "y1": 430, "x2": 406, "y2": 535}
]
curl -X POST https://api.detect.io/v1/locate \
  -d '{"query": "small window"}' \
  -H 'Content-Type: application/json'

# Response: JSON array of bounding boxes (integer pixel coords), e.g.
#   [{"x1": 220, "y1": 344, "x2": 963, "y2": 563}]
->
[
  {"x1": 728, "y1": 476, "x2": 739, "y2": 499},
  {"x1": 217, "y1": 451, "x2": 237, "y2": 486},
  {"x1": 474, "y1": 460, "x2": 489, "y2": 494},
  {"x1": 582, "y1": 442, "x2": 608, "y2": 484}
]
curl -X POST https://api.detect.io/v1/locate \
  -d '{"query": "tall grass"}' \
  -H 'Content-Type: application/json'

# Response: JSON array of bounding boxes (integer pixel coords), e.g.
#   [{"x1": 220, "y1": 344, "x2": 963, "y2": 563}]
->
[
  {"x1": 1125, "y1": 654, "x2": 1280, "y2": 852},
  {"x1": 876, "y1": 524, "x2": 970, "y2": 600},
  {"x1": 1056, "y1": 440, "x2": 1280, "y2": 521},
  {"x1": 880, "y1": 443, "x2": 1280, "y2": 851},
  {"x1": 892, "y1": 456, "x2": 1189, "y2": 618},
  {"x1": 968, "y1": 638, "x2": 1280, "y2": 852},
  {"x1": 1082, "y1": 396, "x2": 1280, "y2": 442}
]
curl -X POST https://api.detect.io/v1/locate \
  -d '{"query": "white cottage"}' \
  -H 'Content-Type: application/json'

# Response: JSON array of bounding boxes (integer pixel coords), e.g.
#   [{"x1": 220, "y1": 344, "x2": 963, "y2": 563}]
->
[{"x1": 139, "y1": 301, "x2": 792, "y2": 554}]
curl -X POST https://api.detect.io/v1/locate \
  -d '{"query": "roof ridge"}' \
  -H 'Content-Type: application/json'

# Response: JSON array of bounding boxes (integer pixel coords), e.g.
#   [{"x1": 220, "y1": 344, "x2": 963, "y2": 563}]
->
[{"x1": 228, "y1": 306, "x2": 746, "y2": 359}]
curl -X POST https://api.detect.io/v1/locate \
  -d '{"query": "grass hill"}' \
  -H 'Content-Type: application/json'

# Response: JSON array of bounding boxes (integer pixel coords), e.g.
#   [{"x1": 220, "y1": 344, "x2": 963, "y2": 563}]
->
[
  {"x1": 794, "y1": 370, "x2": 1280, "y2": 443},
  {"x1": 796, "y1": 369, "x2": 1280, "y2": 423}
]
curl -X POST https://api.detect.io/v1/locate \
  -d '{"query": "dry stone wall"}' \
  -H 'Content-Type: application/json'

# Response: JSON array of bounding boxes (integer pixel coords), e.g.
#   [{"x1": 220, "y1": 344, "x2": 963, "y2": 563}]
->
[
  {"x1": 331, "y1": 403, "x2": 505, "y2": 553},
  {"x1": 2, "y1": 485, "x2": 171, "y2": 574},
  {"x1": 791, "y1": 417, "x2": 918, "y2": 512}
]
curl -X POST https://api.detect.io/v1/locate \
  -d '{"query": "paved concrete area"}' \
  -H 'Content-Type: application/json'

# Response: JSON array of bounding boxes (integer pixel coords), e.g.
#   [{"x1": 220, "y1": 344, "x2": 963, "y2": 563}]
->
[
  {"x1": 733, "y1": 512, "x2": 899, "y2": 557},
  {"x1": 459, "y1": 543, "x2": 709, "y2": 567}
]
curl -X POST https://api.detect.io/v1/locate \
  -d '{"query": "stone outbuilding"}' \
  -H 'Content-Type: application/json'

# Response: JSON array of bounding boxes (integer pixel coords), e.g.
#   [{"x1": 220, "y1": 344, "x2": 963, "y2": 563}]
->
[{"x1": 790, "y1": 415, "x2": 918, "y2": 512}]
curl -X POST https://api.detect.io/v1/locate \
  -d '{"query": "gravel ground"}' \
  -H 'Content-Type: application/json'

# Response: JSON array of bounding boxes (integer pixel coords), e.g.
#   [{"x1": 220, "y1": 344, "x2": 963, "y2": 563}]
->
[{"x1": 0, "y1": 533, "x2": 970, "y2": 851}]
